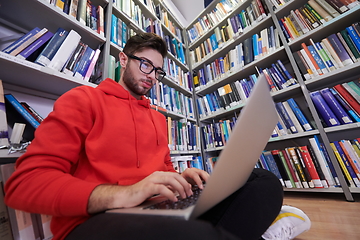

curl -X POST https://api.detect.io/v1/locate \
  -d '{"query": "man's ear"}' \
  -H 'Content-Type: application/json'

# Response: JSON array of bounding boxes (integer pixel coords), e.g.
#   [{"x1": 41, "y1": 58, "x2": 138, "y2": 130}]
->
[{"x1": 119, "y1": 52, "x2": 128, "y2": 68}]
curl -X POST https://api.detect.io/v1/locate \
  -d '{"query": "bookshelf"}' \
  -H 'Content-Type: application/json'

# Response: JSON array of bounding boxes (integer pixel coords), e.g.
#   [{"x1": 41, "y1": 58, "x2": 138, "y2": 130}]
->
[
  {"x1": 186, "y1": 0, "x2": 360, "y2": 201},
  {"x1": 0, "y1": 0, "x2": 202, "y2": 175}
]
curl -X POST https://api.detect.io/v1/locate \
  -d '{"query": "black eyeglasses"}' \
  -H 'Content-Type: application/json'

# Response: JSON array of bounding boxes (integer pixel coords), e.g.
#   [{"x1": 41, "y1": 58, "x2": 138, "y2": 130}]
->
[{"x1": 127, "y1": 54, "x2": 166, "y2": 81}]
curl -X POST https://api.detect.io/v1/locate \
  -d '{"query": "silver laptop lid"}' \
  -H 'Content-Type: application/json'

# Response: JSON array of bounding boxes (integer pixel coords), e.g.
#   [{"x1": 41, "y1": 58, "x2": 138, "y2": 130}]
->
[{"x1": 190, "y1": 73, "x2": 278, "y2": 219}]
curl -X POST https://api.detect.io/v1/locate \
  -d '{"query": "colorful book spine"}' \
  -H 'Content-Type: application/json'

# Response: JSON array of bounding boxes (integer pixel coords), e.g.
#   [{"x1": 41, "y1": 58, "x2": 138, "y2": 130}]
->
[
  {"x1": 4, "y1": 94, "x2": 40, "y2": 128},
  {"x1": 310, "y1": 91, "x2": 341, "y2": 127},
  {"x1": 275, "y1": 102, "x2": 298, "y2": 133},
  {"x1": 34, "y1": 28, "x2": 69, "y2": 67},
  {"x1": 319, "y1": 88, "x2": 353, "y2": 124},
  {"x1": 16, "y1": 31, "x2": 54, "y2": 60},
  {"x1": 286, "y1": 98, "x2": 313, "y2": 131},
  {"x1": 2, "y1": 27, "x2": 41, "y2": 54}
]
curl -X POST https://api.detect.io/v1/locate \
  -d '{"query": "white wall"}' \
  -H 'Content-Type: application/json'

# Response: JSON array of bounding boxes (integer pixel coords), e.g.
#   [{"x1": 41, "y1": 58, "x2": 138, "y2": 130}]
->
[{"x1": 169, "y1": 0, "x2": 204, "y2": 27}]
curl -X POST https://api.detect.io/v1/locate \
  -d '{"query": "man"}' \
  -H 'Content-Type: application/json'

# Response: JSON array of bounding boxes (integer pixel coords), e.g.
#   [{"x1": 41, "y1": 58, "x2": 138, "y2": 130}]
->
[{"x1": 5, "y1": 33, "x2": 309, "y2": 240}]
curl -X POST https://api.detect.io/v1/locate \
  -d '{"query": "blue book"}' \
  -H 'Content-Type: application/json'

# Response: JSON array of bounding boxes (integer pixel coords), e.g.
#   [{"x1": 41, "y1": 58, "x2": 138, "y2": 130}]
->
[
  {"x1": 286, "y1": 98, "x2": 313, "y2": 131},
  {"x1": 271, "y1": 63, "x2": 287, "y2": 88},
  {"x1": 4, "y1": 93, "x2": 40, "y2": 131},
  {"x1": 172, "y1": 38, "x2": 180, "y2": 60},
  {"x1": 205, "y1": 94, "x2": 215, "y2": 113},
  {"x1": 34, "y1": 28, "x2": 69, "y2": 67},
  {"x1": 178, "y1": 42, "x2": 185, "y2": 64},
  {"x1": 209, "y1": 34, "x2": 218, "y2": 51},
  {"x1": 252, "y1": 34, "x2": 259, "y2": 60},
  {"x1": 346, "y1": 25, "x2": 360, "y2": 53},
  {"x1": 17, "y1": 31, "x2": 54, "y2": 60},
  {"x1": 262, "y1": 151, "x2": 284, "y2": 186},
  {"x1": 329, "y1": 88, "x2": 360, "y2": 122},
  {"x1": 122, "y1": 21, "x2": 127, "y2": 48},
  {"x1": 276, "y1": 60, "x2": 295, "y2": 85},
  {"x1": 275, "y1": 102, "x2": 298, "y2": 134},
  {"x1": 110, "y1": 14, "x2": 118, "y2": 44},
  {"x1": 310, "y1": 91, "x2": 341, "y2": 127},
  {"x1": 307, "y1": 45, "x2": 328, "y2": 74},
  {"x1": 259, "y1": 153, "x2": 270, "y2": 171},
  {"x1": 73, "y1": 46, "x2": 95, "y2": 79},
  {"x1": 2, "y1": 27, "x2": 41, "y2": 54},
  {"x1": 320, "y1": 88, "x2": 353, "y2": 125}
]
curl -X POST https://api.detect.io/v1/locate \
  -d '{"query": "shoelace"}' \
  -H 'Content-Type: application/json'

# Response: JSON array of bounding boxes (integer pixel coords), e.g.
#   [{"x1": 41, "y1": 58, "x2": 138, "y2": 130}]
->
[{"x1": 263, "y1": 224, "x2": 293, "y2": 240}]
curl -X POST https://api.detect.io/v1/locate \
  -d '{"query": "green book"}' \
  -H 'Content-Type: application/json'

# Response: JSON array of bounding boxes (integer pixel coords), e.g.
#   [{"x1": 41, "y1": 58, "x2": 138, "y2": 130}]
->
[{"x1": 340, "y1": 29, "x2": 360, "y2": 59}]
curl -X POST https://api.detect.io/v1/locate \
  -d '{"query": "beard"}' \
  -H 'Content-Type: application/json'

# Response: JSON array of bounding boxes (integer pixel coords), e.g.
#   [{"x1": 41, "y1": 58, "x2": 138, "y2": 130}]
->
[{"x1": 122, "y1": 66, "x2": 153, "y2": 96}]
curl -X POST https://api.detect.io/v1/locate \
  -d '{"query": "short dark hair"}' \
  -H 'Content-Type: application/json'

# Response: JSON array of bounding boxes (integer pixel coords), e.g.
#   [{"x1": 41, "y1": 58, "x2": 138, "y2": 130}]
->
[{"x1": 123, "y1": 32, "x2": 167, "y2": 58}]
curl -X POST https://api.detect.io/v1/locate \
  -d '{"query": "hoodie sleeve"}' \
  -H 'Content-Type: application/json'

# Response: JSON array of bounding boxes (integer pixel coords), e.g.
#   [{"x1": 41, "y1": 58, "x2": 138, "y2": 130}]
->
[{"x1": 4, "y1": 87, "x2": 99, "y2": 217}]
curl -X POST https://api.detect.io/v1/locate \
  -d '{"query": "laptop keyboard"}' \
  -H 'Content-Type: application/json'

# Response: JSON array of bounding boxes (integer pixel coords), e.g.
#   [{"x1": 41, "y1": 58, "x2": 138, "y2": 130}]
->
[{"x1": 144, "y1": 186, "x2": 203, "y2": 210}]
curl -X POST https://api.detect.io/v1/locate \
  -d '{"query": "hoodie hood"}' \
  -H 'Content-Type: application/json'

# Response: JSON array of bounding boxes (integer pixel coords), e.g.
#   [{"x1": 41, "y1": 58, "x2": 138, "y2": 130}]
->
[{"x1": 96, "y1": 78, "x2": 160, "y2": 167}]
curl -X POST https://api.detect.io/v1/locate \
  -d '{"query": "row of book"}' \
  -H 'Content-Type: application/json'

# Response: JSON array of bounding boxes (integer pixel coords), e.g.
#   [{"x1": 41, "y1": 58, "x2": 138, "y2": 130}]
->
[
  {"x1": 256, "y1": 136, "x2": 360, "y2": 189},
  {"x1": 167, "y1": 118, "x2": 201, "y2": 152},
  {"x1": 48, "y1": 0, "x2": 105, "y2": 37},
  {"x1": 164, "y1": 35, "x2": 186, "y2": 65},
  {"x1": 194, "y1": 66, "x2": 296, "y2": 117},
  {"x1": 294, "y1": 23, "x2": 360, "y2": 81},
  {"x1": 0, "y1": 164, "x2": 53, "y2": 240},
  {"x1": 187, "y1": 0, "x2": 269, "y2": 44},
  {"x1": 190, "y1": 22, "x2": 281, "y2": 68},
  {"x1": 200, "y1": 117, "x2": 237, "y2": 150},
  {"x1": 278, "y1": 0, "x2": 360, "y2": 42},
  {"x1": 310, "y1": 81, "x2": 360, "y2": 127},
  {"x1": 148, "y1": 81, "x2": 195, "y2": 119},
  {"x1": 268, "y1": 0, "x2": 292, "y2": 9},
  {"x1": 110, "y1": 14, "x2": 129, "y2": 49},
  {"x1": 114, "y1": 0, "x2": 184, "y2": 43},
  {"x1": 163, "y1": 57, "x2": 193, "y2": 91},
  {"x1": 171, "y1": 155, "x2": 204, "y2": 173},
  {"x1": 1, "y1": 27, "x2": 102, "y2": 83}
]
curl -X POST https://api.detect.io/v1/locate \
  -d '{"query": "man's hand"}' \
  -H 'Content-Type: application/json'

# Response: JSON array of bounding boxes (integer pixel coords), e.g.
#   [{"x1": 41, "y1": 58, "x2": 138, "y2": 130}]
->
[
  {"x1": 87, "y1": 171, "x2": 193, "y2": 214},
  {"x1": 181, "y1": 168, "x2": 210, "y2": 190}
]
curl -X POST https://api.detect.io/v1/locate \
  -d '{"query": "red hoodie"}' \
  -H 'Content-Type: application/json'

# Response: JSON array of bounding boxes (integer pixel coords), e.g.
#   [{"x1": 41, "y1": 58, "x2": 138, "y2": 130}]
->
[{"x1": 4, "y1": 79, "x2": 176, "y2": 240}]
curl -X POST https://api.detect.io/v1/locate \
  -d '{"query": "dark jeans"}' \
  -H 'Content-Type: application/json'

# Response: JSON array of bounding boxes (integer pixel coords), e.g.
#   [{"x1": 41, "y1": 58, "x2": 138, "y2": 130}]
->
[{"x1": 65, "y1": 169, "x2": 283, "y2": 240}]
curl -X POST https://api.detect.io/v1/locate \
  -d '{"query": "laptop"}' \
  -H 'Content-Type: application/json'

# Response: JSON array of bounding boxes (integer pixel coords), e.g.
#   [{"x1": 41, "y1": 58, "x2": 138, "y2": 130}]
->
[{"x1": 106, "y1": 73, "x2": 278, "y2": 220}]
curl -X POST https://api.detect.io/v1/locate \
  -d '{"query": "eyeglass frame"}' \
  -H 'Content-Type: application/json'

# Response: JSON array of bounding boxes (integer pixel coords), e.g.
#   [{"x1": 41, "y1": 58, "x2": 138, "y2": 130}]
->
[{"x1": 126, "y1": 54, "x2": 166, "y2": 81}]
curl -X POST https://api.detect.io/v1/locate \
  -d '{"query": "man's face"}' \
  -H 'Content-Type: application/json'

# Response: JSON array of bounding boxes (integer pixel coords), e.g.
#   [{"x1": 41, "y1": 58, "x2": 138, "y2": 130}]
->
[{"x1": 120, "y1": 48, "x2": 164, "y2": 99}]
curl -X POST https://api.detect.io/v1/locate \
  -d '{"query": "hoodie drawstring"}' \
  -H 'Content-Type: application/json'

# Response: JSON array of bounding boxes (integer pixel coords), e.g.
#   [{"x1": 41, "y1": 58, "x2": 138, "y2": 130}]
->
[{"x1": 128, "y1": 94, "x2": 140, "y2": 168}]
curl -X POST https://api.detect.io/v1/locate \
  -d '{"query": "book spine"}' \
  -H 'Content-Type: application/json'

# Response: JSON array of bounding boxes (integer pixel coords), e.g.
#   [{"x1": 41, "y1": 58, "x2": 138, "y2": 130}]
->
[
  {"x1": 275, "y1": 102, "x2": 298, "y2": 133},
  {"x1": 333, "y1": 84, "x2": 360, "y2": 114},
  {"x1": 2, "y1": 27, "x2": 41, "y2": 54},
  {"x1": 309, "y1": 137, "x2": 336, "y2": 187},
  {"x1": 17, "y1": 31, "x2": 54, "y2": 60},
  {"x1": 299, "y1": 145, "x2": 324, "y2": 188},
  {"x1": 327, "y1": 33, "x2": 354, "y2": 66},
  {"x1": 319, "y1": 88, "x2": 353, "y2": 124},
  {"x1": 9, "y1": 28, "x2": 48, "y2": 56},
  {"x1": 310, "y1": 91, "x2": 341, "y2": 127},
  {"x1": 4, "y1": 94, "x2": 40, "y2": 128},
  {"x1": 35, "y1": 28, "x2": 69, "y2": 67},
  {"x1": 84, "y1": 48, "x2": 101, "y2": 81},
  {"x1": 287, "y1": 147, "x2": 309, "y2": 188},
  {"x1": 286, "y1": 98, "x2": 313, "y2": 131}
]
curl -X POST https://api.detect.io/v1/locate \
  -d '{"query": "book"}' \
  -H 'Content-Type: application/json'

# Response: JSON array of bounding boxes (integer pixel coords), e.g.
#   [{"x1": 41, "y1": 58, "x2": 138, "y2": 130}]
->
[
  {"x1": 299, "y1": 145, "x2": 324, "y2": 188},
  {"x1": 329, "y1": 87, "x2": 360, "y2": 122},
  {"x1": 339, "y1": 140, "x2": 360, "y2": 179},
  {"x1": 0, "y1": 80, "x2": 9, "y2": 147},
  {"x1": 62, "y1": 41, "x2": 87, "y2": 76},
  {"x1": 333, "y1": 84, "x2": 360, "y2": 115},
  {"x1": 17, "y1": 31, "x2": 54, "y2": 60},
  {"x1": 262, "y1": 151, "x2": 285, "y2": 187},
  {"x1": 271, "y1": 150, "x2": 294, "y2": 188},
  {"x1": 20, "y1": 102, "x2": 44, "y2": 123},
  {"x1": 346, "y1": 25, "x2": 360, "y2": 54},
  {"x1": 342, "y1": 82, "x2": 360, "y2": 103},
  {"x1": 281, "y1": 149, "x2": 302, "y2": 188},
  {"x1": 76, "y1": 0, "x2": 87, "y2": 25},
  {"x1": 97, "y1": 5, "x2": 105, "y2": 37},
  {"x1": 47, "y1": 29, "x2": 81, "y2": 71},
  {"x1": 310, "y1": 91, "x2": 341, "y2": 127},
  {"x1": 319, "y1": 88, "x2": 353, "y2": 124},
  {"x1": 286, "y1": 147, "x2": 310, "y2": 188},
  {"x1": 9, "y1": 28, "x2": 48, "y2": 57},
  {"x1": 0, "y1": 164, "x2": 39, "y2": 240},
  {"x1": 307, "y1": 144, "x2": 329, "y2": 188},
  {"x1": 275, "y1": 102, "x2": 299, "y2": 133},
  {"x1": 308, "y1": 0, "x2": 334, "y2": 22},
  {"x1": 69, "y1": 0, "x2": 79, "y2": 18},
  {"x1": 73, "y1": 46, "x2": 95, "y2": 79},
  {"x1": 293, "y1": 51, "x2": 312, "y2": 80},
  {"x1": 282, "y1": 101, "x2": 304, "y2": 133},
  {"x1": 324, "y1": 0, "x2": 349, "y2": 13},
  {"x1": 34, "y1": 28, "x2": 69, "y2": 67},
  {"x1": 286, "y1": 98, "x2": 313, "y2": 131},
  {"x1": 315, "y1": 0, "x2": 341, "y2": 18},
  {"x1": 309, "y1": 137, "x2": 336, "y2": 187},
  {"x1": 4, "y1": 94, "x2": 40, "y2": 141},
  {"x1": 2, "y1": 27, "x2": 41, "y2": 54},
  {"x1": 327, "y1": 33, "x2": 354, "y2": 66}
]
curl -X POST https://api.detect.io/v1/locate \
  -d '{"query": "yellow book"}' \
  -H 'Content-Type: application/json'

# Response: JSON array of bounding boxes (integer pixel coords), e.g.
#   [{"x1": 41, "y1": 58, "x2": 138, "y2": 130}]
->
[{"x1": 329, "y1": 143, "x2": 355, "y2": 187}]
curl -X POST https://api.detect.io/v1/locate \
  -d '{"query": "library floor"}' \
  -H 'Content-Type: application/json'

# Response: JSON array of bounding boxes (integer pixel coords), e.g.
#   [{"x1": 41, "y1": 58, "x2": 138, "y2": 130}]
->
[{"x1": 283, "y1": 191, "x2": 360, "y2": 240}]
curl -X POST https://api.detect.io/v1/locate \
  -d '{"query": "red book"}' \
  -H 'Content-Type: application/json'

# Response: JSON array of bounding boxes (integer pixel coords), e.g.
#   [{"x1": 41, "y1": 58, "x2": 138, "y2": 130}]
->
[
  {"x1": 281, "y1": 150, "x2": 301, "y2": 188},
  {"x1": 333, "y1": 84, "x2": 360, "y2": 115},
  {"x1": 299, "y1": 146, "x2": 324, "y2": 188}
]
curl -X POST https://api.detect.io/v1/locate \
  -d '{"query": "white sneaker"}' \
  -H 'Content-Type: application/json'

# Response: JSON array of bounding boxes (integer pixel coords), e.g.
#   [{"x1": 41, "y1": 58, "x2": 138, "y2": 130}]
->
[{"x1": 262, "y1": 205, "x2": 311, "y2": 240}]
